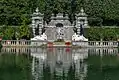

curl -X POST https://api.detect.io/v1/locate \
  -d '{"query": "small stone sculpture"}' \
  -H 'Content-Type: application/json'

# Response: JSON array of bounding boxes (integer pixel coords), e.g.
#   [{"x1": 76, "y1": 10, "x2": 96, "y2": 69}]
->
[
  {"x1": 31, "y1": 33, "x2": 47, "y2": 41},
  {"x1": 72, "y1": 33, "x2": 88, "y2": 41}
]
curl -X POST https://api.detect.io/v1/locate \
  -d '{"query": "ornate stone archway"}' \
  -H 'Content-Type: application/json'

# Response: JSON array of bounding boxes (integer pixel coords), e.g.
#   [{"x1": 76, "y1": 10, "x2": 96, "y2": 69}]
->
[{"x1": 31, "y1": 8, "x2": 88, "y2": 41}]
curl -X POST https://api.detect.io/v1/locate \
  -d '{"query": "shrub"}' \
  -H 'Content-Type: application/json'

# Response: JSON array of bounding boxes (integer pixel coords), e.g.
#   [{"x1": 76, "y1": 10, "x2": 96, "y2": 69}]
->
[{"x1": 86, "y1": 28, "x2": 119, "y2": 41}]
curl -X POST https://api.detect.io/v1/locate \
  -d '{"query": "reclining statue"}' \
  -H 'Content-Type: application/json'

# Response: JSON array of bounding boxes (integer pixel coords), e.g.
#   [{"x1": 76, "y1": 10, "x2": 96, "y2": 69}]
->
[
  {"x1": 72, "y1": 22, "x2": 88, "y2": 41},
  {"x1": 31, "y1": 33, "x2": 47, "y2": 41},
  {"x1": 72, "y1": 33, "x2": 88, "y2": 41}
]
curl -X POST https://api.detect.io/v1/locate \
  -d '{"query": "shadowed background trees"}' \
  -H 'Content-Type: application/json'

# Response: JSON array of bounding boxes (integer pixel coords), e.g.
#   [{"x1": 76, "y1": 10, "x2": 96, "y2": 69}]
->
[
  {"x1": 0, "y1": 0, "x2": 119, "y2": 40},
  {"x1": 0, "y1": 0, "x2": 119, "y2": 26}
]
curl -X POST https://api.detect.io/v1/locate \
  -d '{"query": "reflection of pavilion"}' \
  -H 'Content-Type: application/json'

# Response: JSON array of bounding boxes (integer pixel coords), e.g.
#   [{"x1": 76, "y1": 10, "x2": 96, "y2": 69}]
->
[
  {"x1": 31, "y1": 47, "x2": 88, "y2": 80},
  {"x1": 1, "y1": 47, "x2": 119, "y2": 80},
  {"x1": 31, "y1": 48, "x2": 47, "y2": 80},
  {"x1": 88, "y1": 48, "x2": 118, "y2": 56}
]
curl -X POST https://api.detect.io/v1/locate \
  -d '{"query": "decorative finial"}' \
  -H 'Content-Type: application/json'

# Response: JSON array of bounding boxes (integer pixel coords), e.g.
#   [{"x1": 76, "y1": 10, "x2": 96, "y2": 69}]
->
[
  {"x1": 57, "y1": 13, "x2": 63, "y2": 17},
  {"x1": 65, "y1": 13, "x2": 68, "y2": 17},
  {"x1": 52, "y1": 13, "x2": 54, "y2": 16},
  {"x1": 81, "y1": 8, "x2": 84, "y2": 13},
  {"x1": 36, "y1": 7, "x2": 39, "y2": 13}
]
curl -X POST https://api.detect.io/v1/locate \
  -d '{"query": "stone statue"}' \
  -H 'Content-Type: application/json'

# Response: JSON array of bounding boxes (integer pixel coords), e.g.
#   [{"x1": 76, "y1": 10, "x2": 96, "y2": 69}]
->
[
  {"x1": 80, "y1": 23, "x2": 84, "y2": 36},
  {"x1": 41, "y1": 27, "x2": 46, "y2": 34},
  {"x1": 35, "y1": 23, "x2": 40, "y2": 35},
  {"x1": 31, "y1": 33, "x2": 47, "y2": 41},
  {"x1": 57, "y1": 27, "x2": 64, "y2": 40},
  {"x1": 72, "y1": 22, "x2": 88, "y2": 41}
]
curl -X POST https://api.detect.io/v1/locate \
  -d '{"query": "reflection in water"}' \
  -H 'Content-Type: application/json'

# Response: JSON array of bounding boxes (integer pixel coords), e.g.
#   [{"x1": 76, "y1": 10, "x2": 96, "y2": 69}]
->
[
  {"x1": 1, "y1": 47, "x2": 31, "y2": 54},
  {"x1": 0, "y1": 47, "x2": 119, "y2": 80},
  {"x1": 31, "y1": 47, "x2": 88, "y2": 80},
  {"x1": 0, "y1": 52, "x2": 32, "y2": 80},
  {"x1": 88, "y1": 48, "x2": 118, "y2": 56}
]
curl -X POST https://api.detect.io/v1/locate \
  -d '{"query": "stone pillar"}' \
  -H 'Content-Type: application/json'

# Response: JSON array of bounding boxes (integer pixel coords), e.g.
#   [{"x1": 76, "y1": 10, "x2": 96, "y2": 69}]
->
[
  {"x1": 31, "y1": 8, "x2": 44, "y2": 37},
  {"x1": 118, "y1": 39, "x2": 119, "y2": 47},
  {"x1": 39, "y1": 28, "x2": 41, "y2": 35},
  {"x1": 33, "y1": 27, "x2": 35, "y2": 36},
  {"x1": 39, "y1": 24, "x2": 42, "y2": 35},
  {"x1": 57, "y1": 27, "x2": 60, "y2": 40},
  {"x1": 32, "y1": 19, "x2": 36, "y2": 36},
  {"x1": 77, "y1": 27, "x2": 80, "y2": 35},
  {"x1": 76, "y1": 8, "x2": 88, "y2": 35}
]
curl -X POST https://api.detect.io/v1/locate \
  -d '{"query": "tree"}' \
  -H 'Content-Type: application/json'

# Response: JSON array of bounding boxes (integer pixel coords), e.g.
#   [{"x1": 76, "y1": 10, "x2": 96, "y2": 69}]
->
[
  {"x1": 0, "y1": 0, "x2": 119, "y2": 26},
  {"x1": 103, "y1": 28, "x2": 117, "y2": 41},
  {"x1": 19, "y1": 17, "x2": 30, "y2": 39},
  {"x1": 4, "y1": 26, "x2": 14, "y2": 40}
]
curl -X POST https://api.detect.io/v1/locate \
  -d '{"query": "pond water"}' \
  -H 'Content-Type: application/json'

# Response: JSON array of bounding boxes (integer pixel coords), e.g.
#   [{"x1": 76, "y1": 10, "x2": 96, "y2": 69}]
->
[{"x1": 0, "y1": 47, "x2": 119, "y2": 80}]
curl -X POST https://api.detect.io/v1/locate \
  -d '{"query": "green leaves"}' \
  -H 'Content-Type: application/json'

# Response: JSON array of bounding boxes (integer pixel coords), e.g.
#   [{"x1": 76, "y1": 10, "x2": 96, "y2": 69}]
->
[
  {"x1": 0, "y1": 0, "x2": 34, "y2": 25},
  {"x1": 18, "y1": 18, "x2": 30, "y2": 39},
  {"x1": 87, "y1": 28, "x2": 119, "y2": 41},
  {"x1": 0, "y1": 26, "x2": 15, "y2": 40},
  {"x1": 103, "y1": 28, "x2": 117, "y2": 41},
  {"x1": 0, "y1": 0, "x2": 119, "y2": 26},
  {"x1": 4, "y1": 26, "x2": 14, "y2": 40}
]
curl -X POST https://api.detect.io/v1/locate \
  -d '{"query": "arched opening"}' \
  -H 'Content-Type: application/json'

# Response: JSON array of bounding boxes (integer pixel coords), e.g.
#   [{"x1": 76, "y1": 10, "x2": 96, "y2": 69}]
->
[{"x1": 56, "y1": 23, "x2": 63, "y2": 27}]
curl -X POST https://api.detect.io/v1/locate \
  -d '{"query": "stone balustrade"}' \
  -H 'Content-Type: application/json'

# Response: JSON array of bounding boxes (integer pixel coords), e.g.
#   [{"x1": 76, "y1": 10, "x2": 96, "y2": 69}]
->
[
  {"x1": 72, "y1": 41, "x2": 118, "y2": 47},
  {"x1": 0, "y1": 40, "x2": 119, "y2": 48},
  {"x1": 88, "y1": 41, "x2": 118, "y2": 47},
  {"x1": 2, "y1": 40, "x2": 31, "y2": 47},
  {"x1": 88, "y1": 48, "x2": 118, "y2": 56},
  {"x1": 1, "y1": 40, "x2": 47, "y2": 47},
  {"x1": 1, "y1": 47, "x2": 31, "y2": 54},
  {"x1": 72, "y1": 41, "x2": 88, "y2": 47},
  {"x1": 1, "y1": 47, "x2": 118, "y2": 56}
]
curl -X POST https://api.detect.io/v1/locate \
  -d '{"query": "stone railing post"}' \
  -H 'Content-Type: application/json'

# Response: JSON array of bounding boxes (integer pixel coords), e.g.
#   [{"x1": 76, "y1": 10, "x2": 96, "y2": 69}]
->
[
  {"x1": 118, "y1": 39, "x2": 119, "y2": 47},
  {"x1": 16, "y1": 38, "x2": 19, "y2": 46}
]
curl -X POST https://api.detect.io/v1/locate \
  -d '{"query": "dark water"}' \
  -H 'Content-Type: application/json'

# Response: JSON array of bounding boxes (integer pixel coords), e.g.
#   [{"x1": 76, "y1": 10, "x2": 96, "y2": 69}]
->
[{"x1": 0, "y1": 47, "x2": 119, "y2": 80}]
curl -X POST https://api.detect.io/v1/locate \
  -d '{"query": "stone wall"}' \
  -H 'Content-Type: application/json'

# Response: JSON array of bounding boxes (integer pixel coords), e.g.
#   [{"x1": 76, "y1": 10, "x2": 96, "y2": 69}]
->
[{"x1": 45, "y1": 27, "x2": 74, "y2": 41}]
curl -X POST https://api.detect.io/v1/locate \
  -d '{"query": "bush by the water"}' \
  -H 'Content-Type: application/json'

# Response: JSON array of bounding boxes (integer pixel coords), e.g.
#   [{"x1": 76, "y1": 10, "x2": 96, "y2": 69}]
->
[
  {"x1": 0, "y1": 25, "x2": 31, "y2": 40},
  {"x1": 84, "y1": 28, "x2": 119, "y2": 41}
]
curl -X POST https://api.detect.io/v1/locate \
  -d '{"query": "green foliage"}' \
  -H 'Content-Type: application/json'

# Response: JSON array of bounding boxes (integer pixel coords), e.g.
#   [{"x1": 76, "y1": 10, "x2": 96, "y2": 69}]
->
[
  {"x1": 88, "y1": 17, "x2": 103, "y2": 26},
  {"x1": 0, "y1": 23, "x2": 31, "y2": 40},
  {"x1": 0, "y1": 0, "x2": 36, "y2": 25},
  {"x1": 103, "y1": 28, "x2": 117, "y2": 41},
  {"x1": 4, "y1": 26, "x2": 15, "y2": 40},
  {"x1": 86, "y1": 28, "x2": 119, "y2": 41},
  {"x1": 0, "y1": 54, "x2": 32, "y2": 80},
  {"x1": 18, "y1": 18, "x2": 30, "y2": 39},
  {"x1": 0, "y1": 26, "x2": 15, "y2": 40},
  {"x1": 0, "y1": 0, "x2": 119, "y2": 26},
  {"x1": 0, "y1": 27, "x2": 4, "y2": 38},
  {"x1": 87, "y1": 28, "x2": 101, "y2": 41}
]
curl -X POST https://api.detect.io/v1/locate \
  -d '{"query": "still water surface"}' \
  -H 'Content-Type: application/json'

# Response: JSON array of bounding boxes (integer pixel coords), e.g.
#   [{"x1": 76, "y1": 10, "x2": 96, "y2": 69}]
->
[{"x1": 0, "y1": 47, "x2": 119, "y2": 80}]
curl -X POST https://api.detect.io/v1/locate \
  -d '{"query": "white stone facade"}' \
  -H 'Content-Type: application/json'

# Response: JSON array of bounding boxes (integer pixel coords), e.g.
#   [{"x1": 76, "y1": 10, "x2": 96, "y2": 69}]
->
[{"x1": 31, "y1": 8, "x2": 88, "y2": 41}]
